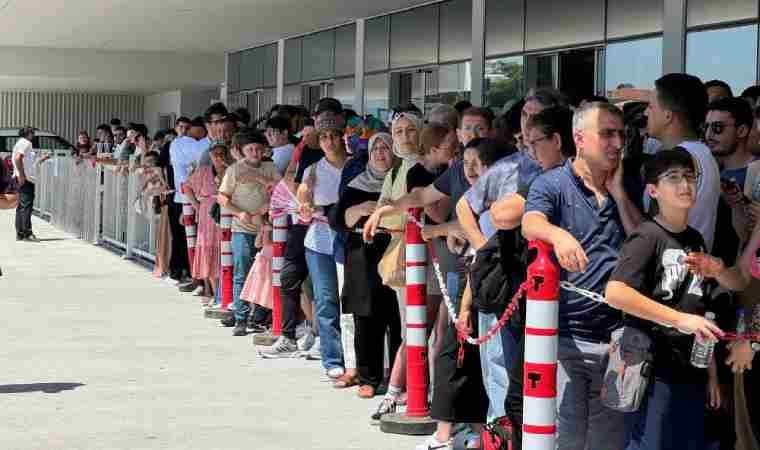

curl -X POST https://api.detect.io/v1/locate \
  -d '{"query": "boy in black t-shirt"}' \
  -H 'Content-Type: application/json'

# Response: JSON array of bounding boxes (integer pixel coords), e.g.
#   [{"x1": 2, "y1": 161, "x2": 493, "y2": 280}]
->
[{"x1": 606, "y1": 148, "x2": 736, "y2": 450}]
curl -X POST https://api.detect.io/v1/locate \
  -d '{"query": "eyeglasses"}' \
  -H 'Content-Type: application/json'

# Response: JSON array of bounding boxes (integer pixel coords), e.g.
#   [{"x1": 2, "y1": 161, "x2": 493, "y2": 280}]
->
[
  {"x1": 702, "y1": 121, "x2": 736, "y2": 135},
  {"x1": 658, "y1": 170, "x2": 699, "y2": 185}
]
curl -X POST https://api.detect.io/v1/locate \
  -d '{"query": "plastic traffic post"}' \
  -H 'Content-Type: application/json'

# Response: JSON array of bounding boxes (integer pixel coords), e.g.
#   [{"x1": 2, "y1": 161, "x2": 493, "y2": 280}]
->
[
  {"x1": 523, "y1": 240, "x2": 560, "y2": 450},
  {"x1": 270, "y1": 214, "x2": 288, "y2": 336},
  {"x1": 181, "y1": 183, "x2": 197, "y2": 274},
  {"x1": 220, "y1": 207, "x2": 234, "y2": 310},
  {"x1": 380, "y1": 208, "x2": 435, "y2": 435}
]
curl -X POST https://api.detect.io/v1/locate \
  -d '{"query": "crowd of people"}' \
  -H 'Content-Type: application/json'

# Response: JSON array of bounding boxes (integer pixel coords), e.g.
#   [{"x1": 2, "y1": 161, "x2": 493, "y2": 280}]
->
[{"x1": 13, "y1": 72, "x2": 760, "y2": 450}]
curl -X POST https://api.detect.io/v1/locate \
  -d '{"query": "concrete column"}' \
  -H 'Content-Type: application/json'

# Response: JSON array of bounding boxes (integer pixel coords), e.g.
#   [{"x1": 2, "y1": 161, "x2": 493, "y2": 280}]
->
[
  {"x1": 470, "y1": 0, "x2": 486, "y2": 106},
  {"x1": 222, "y1": 52, "x2": 229, "y2": 105},
  {"x1": 354, "y1": 19, "x2": 366, "y2": 114},
  {"x1": 277, "y1": 39, "x2": 285, "y2": 104},
  {"x1": 663, "y1": 0, "x2": 686, "y2": 74}
]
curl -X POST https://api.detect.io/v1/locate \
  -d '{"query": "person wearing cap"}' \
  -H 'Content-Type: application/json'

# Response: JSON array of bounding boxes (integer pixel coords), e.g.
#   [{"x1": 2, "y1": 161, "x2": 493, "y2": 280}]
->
[
  {"x1": 260, "y1": 111, "x2": 348, "y2": 378},
  {"x1": 274, "y1": 100, "x2": 342, "y2": 360},
  {"x1": 12, "y1": 126, "x2": 48, "y2": 241}
]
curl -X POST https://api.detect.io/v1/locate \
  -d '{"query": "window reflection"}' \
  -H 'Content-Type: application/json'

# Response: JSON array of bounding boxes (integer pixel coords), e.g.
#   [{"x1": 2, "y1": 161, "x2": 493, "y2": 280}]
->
[
  {"x1": 284, "y1": 84, "x2": 302, "y2": 107},
  {"x1": 686, "y1": 25, "x2": 758, "y2": 95},
  {"x1": 332, "y1": 77, "x2": 355, "y2": 111},
  {"x1": 432, "y1": 62, "x2": 472, "y2": 106},
  {"x1": 364, "y1": 73, "x2": 390, "y2": 122},
  {"x1": 605, "y1": 37, "x2": 662, "y2": 94},
  {"x1": 484, "y1": 56, "x2": 524, "y2": 113}
]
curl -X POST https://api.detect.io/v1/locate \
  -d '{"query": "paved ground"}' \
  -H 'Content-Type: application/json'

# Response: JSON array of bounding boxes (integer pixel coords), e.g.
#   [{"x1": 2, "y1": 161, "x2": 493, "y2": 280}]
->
[{"x1": 0, "y1": 211, "x2": 420, "y2": 450}]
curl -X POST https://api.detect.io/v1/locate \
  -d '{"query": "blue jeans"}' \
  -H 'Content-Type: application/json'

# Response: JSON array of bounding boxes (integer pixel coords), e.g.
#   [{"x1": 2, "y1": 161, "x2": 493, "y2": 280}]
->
[
  {"x1": 232, "y1": 232, "x2": 258, "y2": 322},
  {"x1": 624, "y1": 379, "x2": 706, "y2": 450},
  {"x1": 479, "y1": 311, "x2": 518, "y2": 421},
  {"x1": 305, "y1": 249, "x2": 344, "y2": 371},
  {"x1": 557, "y1": 336, "x2": 625, "y2": 450}
]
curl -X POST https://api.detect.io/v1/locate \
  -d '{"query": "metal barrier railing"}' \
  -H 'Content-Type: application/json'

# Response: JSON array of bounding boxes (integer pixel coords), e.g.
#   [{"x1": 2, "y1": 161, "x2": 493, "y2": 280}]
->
[{"x1": 34, "y1": 156, "x2": 158, "y2": 262}]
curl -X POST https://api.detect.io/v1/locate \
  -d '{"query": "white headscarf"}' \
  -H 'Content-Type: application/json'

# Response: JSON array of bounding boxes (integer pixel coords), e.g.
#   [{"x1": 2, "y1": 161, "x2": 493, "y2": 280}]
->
[
  {"x1": 348, "y1": 132, "x2": 394, "y2": 193},
  {"x1": 391, "y1": 112, "x2": 423, "y2": 162}
]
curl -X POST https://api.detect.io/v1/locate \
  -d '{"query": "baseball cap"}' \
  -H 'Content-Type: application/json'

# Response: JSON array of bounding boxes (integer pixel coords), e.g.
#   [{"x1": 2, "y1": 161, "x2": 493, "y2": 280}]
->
[{"x1": 314, "y1": 97, "x2": 343, "y2": 116}]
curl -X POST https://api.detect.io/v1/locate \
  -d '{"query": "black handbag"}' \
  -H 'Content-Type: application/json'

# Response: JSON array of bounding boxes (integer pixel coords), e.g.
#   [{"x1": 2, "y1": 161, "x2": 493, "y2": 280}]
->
[{"x1": 209, "y1": 201, "x2": 221, "y2": 224}]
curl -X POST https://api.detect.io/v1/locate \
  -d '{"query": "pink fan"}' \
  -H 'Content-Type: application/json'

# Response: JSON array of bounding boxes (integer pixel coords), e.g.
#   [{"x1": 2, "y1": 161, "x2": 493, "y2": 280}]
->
[{"x1": 269, "y1": 180, "x2": 300, "y2": 218}]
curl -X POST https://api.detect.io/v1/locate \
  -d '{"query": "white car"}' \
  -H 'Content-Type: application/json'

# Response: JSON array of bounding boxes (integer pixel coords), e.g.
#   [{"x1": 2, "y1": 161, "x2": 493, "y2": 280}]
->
[{"x1": 0, "y1": 128, "x2": 75, "y2": 162}]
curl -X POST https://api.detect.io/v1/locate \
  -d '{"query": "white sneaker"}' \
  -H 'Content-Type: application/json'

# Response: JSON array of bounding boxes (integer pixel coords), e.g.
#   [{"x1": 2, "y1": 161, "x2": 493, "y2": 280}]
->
[
  {"x1": 258, "y1": 336, "x2": 297, "y2": 359},
  {"x1": 191, "y1": 285, "x2": 204, "y2": 296},
  {"x1": 305, "y1": 337, "x2": 321, "y2": 360},
  {"x1": 295, "y1": 322, "x2": 310, "y2": 340},
  {"x1": 297, "y1": 331, "x2": 315, "y2": 351},
  {"x1": 415, "y1": 435, "x2": 453, "y2": 450},
  {"x1": 326, "y1": 367, "x2": 345, "y2": 379}
]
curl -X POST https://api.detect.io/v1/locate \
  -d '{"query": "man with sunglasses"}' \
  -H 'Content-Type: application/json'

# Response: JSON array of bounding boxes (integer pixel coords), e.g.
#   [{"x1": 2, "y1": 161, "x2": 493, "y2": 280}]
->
[
  {"x1": 646, "y1": 73, "x2": 720, "y2": 251},
  {"x1": 705, "y1": 97, "x2": 755, "y2": 245}
]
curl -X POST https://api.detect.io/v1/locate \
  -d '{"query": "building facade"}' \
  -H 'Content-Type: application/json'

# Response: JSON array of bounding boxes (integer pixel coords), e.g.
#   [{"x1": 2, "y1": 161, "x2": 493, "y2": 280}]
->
[{"x1": 225, "y1": 0, "x2": 760, "y2": 120}]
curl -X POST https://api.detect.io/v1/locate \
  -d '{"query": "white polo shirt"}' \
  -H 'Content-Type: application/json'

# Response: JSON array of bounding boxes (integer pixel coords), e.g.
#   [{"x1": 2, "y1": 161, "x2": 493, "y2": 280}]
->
[{"x1": 12, "y1": 137, "x2": 36, "y2": 183}]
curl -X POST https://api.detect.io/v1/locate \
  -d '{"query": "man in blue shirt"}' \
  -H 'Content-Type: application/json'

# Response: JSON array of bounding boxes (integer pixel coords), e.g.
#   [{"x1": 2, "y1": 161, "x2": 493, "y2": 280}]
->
[{"x1": 522, "y1": 102, "x2": 642, "y2": 450}]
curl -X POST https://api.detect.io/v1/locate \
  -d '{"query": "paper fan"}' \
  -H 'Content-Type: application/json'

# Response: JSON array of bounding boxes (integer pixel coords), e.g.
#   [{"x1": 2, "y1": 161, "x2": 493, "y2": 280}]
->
[{"x1": 269, "y1": 180, "x2": 300, "y2": 218}]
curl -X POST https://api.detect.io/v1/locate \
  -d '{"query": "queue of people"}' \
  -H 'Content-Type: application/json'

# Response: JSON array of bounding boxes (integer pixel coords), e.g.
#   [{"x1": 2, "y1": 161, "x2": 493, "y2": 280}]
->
[{"x1": 30, "y1": 73, "x2": 760, "y2": 450}]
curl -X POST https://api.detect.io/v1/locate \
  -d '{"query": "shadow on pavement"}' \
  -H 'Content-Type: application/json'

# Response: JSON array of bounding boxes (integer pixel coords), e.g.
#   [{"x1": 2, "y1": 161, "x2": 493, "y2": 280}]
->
[{"x1": 0, "y1": 382, "x2": 84, "y2": 394}]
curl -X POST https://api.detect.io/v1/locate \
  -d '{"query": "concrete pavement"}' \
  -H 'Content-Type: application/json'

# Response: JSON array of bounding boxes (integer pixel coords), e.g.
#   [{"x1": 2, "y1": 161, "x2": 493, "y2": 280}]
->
[{"x1": 0, "y1": 211, "x2": 420, "y2": 450}]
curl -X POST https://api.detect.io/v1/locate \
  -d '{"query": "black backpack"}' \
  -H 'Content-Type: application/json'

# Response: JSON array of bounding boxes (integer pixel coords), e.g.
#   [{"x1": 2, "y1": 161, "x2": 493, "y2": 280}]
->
[{"x1": 469, "y1": 228, "x2": 528, "y2": 315}]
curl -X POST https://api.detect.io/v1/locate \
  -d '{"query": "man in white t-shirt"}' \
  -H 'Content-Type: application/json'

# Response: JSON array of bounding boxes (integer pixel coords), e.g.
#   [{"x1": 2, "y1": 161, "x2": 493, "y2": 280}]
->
[
  {"x1": 12, "y1": 126, "x2": 48, "y2": 241},
  {"x1": 646, "y1": 73, "x2": 720, "y2": 250},
  {"x1": 265, "y1": 116, "x2": 295, "y2": 176}
]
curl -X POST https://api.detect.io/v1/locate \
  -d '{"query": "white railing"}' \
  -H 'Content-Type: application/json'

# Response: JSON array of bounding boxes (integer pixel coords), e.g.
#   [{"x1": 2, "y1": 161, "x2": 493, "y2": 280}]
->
[{"x1": 33, "y1": 156, "x2": 158, "y2": 262}]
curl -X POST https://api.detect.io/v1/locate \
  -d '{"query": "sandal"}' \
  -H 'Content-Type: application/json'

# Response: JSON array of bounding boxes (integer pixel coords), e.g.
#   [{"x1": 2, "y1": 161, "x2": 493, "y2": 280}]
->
[
  {"x1": 357, "y1": 385, "x2": 375, "y2": 398},
  {"x1": 333, "y1": 373, "x2": 359, "y2": 389}
]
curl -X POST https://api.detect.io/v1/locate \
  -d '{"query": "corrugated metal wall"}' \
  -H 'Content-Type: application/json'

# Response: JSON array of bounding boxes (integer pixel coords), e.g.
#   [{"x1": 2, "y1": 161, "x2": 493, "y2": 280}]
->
[{"x1": 0, "y1": 92, "x2": 145, "y2": 144}]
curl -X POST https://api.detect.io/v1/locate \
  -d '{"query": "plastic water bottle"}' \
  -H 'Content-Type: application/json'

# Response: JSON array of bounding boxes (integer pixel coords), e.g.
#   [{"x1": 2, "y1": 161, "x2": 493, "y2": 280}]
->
[
  {"x1": 737, "y1": 308, "x2": 746, "y2": 337},
  {"x1": 690, "y1": 311, "x2": 716, "y2": 368}
]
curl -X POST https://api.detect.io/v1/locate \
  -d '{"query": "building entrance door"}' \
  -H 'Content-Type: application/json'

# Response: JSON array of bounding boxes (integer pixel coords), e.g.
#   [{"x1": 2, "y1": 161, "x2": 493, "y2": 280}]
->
[
  {"x1": 301, "y1": 81, "x2": 334, "y2": 114},
  {"x1": 390, "y1": 67, "x2": 438, "y2": 115},
  {"x1": 526, "y1": 47, "x2": 603, "y2": 106}
]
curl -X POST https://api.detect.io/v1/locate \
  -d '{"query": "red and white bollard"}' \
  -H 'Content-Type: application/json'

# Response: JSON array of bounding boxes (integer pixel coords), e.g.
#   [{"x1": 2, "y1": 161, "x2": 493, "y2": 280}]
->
[
  {"x1": 182, "y1": 201, "x2": 197, "y2": 274},
  {"x1": 523, "y1": 240, "x2": 560, "y2": 450},
  {"x1": 405, "y1": 207, "x2": 429, "y2": 418},
  {"x1": 270, "y1": 214, "x2": 288, "y2": 336},
  {"x1": 219, "y1": 206, "x2": 234, "y2": 310}
]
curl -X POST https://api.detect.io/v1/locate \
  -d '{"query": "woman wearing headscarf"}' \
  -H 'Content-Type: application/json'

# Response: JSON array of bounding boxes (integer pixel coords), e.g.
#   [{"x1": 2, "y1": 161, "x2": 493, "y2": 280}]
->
[{"x1": 334, "y1": 132, "x2": 402, "y2": 398}]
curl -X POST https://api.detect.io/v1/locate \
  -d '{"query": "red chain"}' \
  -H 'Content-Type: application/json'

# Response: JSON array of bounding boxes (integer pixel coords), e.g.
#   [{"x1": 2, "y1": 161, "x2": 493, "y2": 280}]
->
[
  {"x1": 456, "y1": 281, "x2": 528, "y2": 368},
  {"x1": 720, "y1": 332, "x2": 760, "y2": 341}
]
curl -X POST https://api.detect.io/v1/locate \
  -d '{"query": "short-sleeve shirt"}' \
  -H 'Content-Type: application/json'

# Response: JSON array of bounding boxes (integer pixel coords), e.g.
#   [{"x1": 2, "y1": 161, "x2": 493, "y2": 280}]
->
[
  {"x1": 524, "y1": 159, "x2": 625, "y2": 342},
  {"x1": 610, "y1": 220, "x2": 708, "y2": 384},
  {"x1": 272, "y1": 144, "x2": 295, "y2": 176},
  {"x1": 432, "y1": 160, "x2": 471, "y2": 218},
  {"x1": 407, "y1": 163, "x2": 445, "y2": 225},
  {"x1": 170, "y1": 136, "x2": 209, "y2": 203},
  {"x1": 219, "y1": 160, "x2": 278, "y2": 234},
  {"x1": 12, "y1": 137, "x2": 35, "y2": 182},
  {"x1": 464, "y1": 151, "x2": 540, "y2": 216}
]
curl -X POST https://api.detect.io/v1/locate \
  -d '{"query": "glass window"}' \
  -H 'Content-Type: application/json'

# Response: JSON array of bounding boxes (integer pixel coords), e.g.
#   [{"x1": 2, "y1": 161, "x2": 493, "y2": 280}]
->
[
  {"x1": 439, "y1": 0, "x2": 472, "y2": 63},
  {"x1": 365, "y1": 16, "x2": 389, "y2": 72},
  {"x1": 434, "y1": 61, "x2": 472, "y2": 106},
  {"x1": 485, "y1": 0, "x2": 524, "y2": 56},
  {"x1": 302, "y1": 30, "x2": 335, "y2": 81},
  {"x1": 284, "y1": 84, "x2": 302, "y2": 106},
  {"x1": 334, "y1": 24, "x2": 356, "y2": 77},
  {"x1": 38, "y1": 136, "x2": 73, "y2": 151},
  {"x1": 364, "y1": 72, "x2": 390, "y2": 121},
  {"x1": 606, "y1": 0, "x2": 662, "y2": 39},
  {"x1": 262, "y1": 44, "x2": 277, "y2": 87},
  {"x1": 332, "y1": 77, "x2": 355, "y2": 111},
  {"x1": 686, "y1": 25, "x2": 758, "y2": 95},
  {"x1": 239, "y1": 47, "x2": 262, "y2": 91},
  {"x1": 258, "y1": 88, "x2": 277, "y2": 120},
  {"x1": 605, "y1": 37, "x2": 662, "y2": 94},
  {"x1": 526, "y1": 0, "x2": 604, "y2": 50},
  {"x1": 285, "y1": 38, "x2": 302, "y2": 84},
  {"x1": 390, "y1": 5, "x2": 439, "y2": 68},
  {"x1": 687, "y1": 0, "x2": 757, "y2": 27},
  {"x1": 484, "y1": 56, "x2": 524, "y2": 113},
  {"x1": 228, "y1": 52, "x2": 241, "y2": 93}
]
